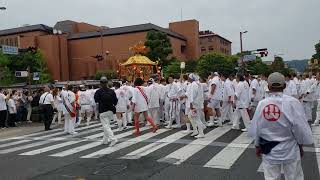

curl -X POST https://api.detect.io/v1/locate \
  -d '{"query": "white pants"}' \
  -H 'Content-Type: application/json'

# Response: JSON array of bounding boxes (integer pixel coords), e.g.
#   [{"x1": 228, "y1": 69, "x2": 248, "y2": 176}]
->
[
  {"x1": 188, "y1": 108, "x2": 205, "y2": 135},
  {"x1": 27, "y1": 106, "x2": 32, "y2": 121},
  {"x1": 303, "y1": 101, "x2": 313, "y2": 121},
  {"x1": 149, "y1": 107, "x2": 160, "y2": 125},
  {"x1": 221, "y1": 101, "x2": 233, "y2": 121},
  {"x1": 263, "y1": 160, "x2": 304, "y2": 180},
  {"x1": 52, "y1": 111, "x2": 62, "y2": 124},
  {"x1": 64, "y1": 113, "x2": 76, "y2": 134},
  {"x1": 169, "y1": 100, "x2": 181, "y2": 126},
  {"x1": 233, "y1": 108, "x2": 250, "y2": 129},
  {"x1": 100, "y1": 111, "x2": 115, "y2": 141},
  {"x1": 79, "y1": 105, "x2": 93, "y2": 125},
  {"x1": 94, "y1": 104, "x2": 99, "y2": 120}
]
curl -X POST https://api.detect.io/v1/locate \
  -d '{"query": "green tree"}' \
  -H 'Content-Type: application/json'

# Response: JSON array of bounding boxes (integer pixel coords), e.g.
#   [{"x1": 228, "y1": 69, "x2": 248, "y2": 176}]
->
[
  {"x1": 312, "y1": 41, "x2": 320, "y2": 60},
  {"x1": 95, "y1": 69, "x2": 117, "y2": 80},
  {"x1": 246, "y1": 58, "x2": 272, "y2": 76},
  {"x1": 185, "y1": 60, "x2": 198, "y2": 73},
  {"x1": 0, "y1": 50, "x2": 50, "y2": 85},
  {"x1": 270, "y1": 56, "x2": 293, "y2": 76},
  {"x1": 196, "y1": 53, "x2": 236, "y2": 78},
  {"x1": 163, "y1": 60, "x2": 180, "y2": 78},
  {"x1": 145, "y1": 30, "x2": 173, "y2": 67}
]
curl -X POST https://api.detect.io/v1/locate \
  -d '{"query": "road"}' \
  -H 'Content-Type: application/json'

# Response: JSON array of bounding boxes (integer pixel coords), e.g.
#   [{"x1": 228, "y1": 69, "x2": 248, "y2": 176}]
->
[{"x1": 0, "y1": 120, "x2": 319, "y2": 180}]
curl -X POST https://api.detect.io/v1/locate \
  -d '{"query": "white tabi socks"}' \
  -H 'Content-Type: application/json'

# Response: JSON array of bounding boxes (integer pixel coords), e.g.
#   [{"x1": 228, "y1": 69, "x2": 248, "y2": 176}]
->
[{"x1": 183, "y1": 123, "x2": 192, "y2": 134}]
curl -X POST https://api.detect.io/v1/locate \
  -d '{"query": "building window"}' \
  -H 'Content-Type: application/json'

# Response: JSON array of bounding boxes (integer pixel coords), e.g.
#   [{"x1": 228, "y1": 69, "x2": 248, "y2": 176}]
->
[
  {"x1": 181, "y1": 45, "x2": 186, "y2": 53},
  {"x1": 0, "y1": 39, "x2": 3, "y2": 45},
  {"x1": 208, "y1": 37, "x2": 213, "y2": 42},
  {"x1": 14, "y1": 37, "x2": 18, "y2": 47},
  {"x1": 9, "y1": 39, "x2": 13, "y2": 46},
  {"x1": 208, "y1": 46, "x2": 214, "y2": 51},
  {"x1": 201, "y1": 47, "x2": 206, "y2": 52},
  {"x1": 5, "y1": 39, "x2": 8, "y2": 45}
]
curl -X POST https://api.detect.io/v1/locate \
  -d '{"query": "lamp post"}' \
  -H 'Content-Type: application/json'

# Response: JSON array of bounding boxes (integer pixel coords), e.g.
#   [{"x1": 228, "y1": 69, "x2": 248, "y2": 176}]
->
[{"x1": 240, "y1": 31, "x2": 248, "y2": 53}]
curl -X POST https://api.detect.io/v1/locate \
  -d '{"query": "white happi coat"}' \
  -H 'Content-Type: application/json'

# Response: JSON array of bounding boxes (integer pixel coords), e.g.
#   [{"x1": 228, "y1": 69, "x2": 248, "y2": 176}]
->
[
  {"x1": 146, "y1": 83, "x2": 161, "y2": 109},
  {"x1": 235, "y1": 81, "x2": 250, "y2": 109},
  {"x1": 209, "y1": 76, "x2": 223, "y2": 101},
  {"x1": 132, "y1": 86, "x2": 149, "y2": 113},
  {"x1": 115, "y1": 88, "x2": 129, "y2": 113},
  {"x1": 61, "y1": 90, "x2": 75, "y2": 115},
  {"x1": 185, "y1": 81, "x2": 204, "y2": 111},
  {"x1": 250, "y1": 79, "x2": 263, "y2": 102},
  {"x1": 260, "y1": 80, "x2": 269, "y2": 98},
  {"x1": 222, "y1": 79, "x2": 234, "y2": 102},
  {"x1": 248, "y1": 93, "x2": 313, "y2": 164},
  {"x1": 284, "y1": 80, "x2": 298, "y2": 97},
  {"x1": 79, "y1": 90, "x2": 93, "y2": 109}
]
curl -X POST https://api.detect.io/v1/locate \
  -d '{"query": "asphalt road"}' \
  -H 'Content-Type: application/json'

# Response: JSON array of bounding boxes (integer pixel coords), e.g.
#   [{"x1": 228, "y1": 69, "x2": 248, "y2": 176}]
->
[{"x1": 0, "y1": 120, "x2": 319, "y2": 180}]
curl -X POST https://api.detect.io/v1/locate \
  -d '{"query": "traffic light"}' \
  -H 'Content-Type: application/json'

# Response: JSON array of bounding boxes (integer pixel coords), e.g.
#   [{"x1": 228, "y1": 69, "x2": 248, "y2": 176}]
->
[{"x1": 256, "y1": 48, "x2": 268, "y2": 57}]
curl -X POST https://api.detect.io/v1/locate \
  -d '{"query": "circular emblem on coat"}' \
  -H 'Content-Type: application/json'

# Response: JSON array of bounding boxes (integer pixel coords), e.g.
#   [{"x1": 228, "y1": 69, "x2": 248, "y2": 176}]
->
[{"x1": 263, "y1": 104, "x2": 281, "y2": 122}]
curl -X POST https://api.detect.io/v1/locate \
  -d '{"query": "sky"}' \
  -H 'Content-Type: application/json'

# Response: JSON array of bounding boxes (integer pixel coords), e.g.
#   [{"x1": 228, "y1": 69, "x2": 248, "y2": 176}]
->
[{"x1": 0, "y1": 0, "x2": 319, "y2": 61}]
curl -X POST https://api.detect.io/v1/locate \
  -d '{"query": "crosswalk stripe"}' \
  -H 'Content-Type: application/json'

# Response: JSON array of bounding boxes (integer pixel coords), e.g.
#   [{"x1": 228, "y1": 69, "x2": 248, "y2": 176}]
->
[
  {"x1": 50, "y1": 127, "x2": 138, "y2": 157},
  {"x1": 157, "y1": 126, "x2": 231, "y2": 165},
  {"x1": 0, "y1": 123, "x2": 111, "y2": 154},
  {"x1": 203, "y1": 132, "x2": 253, "y2": 169},
  {"x1": 20, "y1": 126, "x2": 131, "y2": 156},
  {"x1": 0, "y1": 123, "x2": 103, "y2": 149},
  {"x1": 120, "y1": 131, "x2": 188, "y2": 160},
  {"x1": 0, "y1": 139, "x2": 32, "y2": 149},
  {"x1": 312, "y1": 126, "x2": 320, "y2": 175},
  {"x1": 0, "y1": 122, "x2": 101, "y2": 143},
  {"x1": 81, "y1": 129, "x2": 169, "y2": 158}
]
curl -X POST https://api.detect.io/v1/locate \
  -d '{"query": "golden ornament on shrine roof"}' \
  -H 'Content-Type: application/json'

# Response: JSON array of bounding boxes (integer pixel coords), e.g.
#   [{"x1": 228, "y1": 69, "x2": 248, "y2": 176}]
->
[
  {"x1": 129, "y1": 41, "x2": 149, "y2": 55},
  {"x1": 121, "y1": 54, "x2": 156, "y2": 66}
]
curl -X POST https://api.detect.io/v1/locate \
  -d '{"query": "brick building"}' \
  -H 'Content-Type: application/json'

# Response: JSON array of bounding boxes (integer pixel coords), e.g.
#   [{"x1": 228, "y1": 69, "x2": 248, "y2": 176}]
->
[
  {"x1": 0, "y1": 19, "x2": 231, "y2": 81},
  {"x1": 199, "y1": 30, "x2": 232, "y2": 56}
]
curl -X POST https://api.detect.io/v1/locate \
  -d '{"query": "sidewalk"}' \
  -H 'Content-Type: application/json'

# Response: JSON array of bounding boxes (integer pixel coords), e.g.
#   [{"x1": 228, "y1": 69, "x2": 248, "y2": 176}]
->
[{"x1": 0, "y1": 122, "x2": 63, "y2": 139}]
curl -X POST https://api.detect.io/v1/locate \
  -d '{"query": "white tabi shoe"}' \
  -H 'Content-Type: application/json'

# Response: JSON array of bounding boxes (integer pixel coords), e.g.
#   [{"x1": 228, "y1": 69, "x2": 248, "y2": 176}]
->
[
  {"x1": 190, "y1": 131, "x2": 199, "y2": 137},
  {"x1": 231, "y1": 126, "x2": 240, "y2": 130},
  {"x1": 206, "y1": 120, "x2": 215, "y2": 127},
  {"x1": 172, "y1": 124, "x2": 181, "y2": 129},
  {"x1": 195, "y1": 134, "x2": 204, "y2": 138},
  {"x1": 311, "y1": 123, "x2": 319, "y2": 127},
  {"x1": 241, "y1": 128, "x2": 247, "y2": 132},
  {"x1": 182, "y1": 130, "x2": 192, "y2": 134},
  {"x1": 101, "y1": 137, "x2": 110, "y2": 145},
  {"x1": 109, "y1": 139, "x2": 118, "y2": 147}
]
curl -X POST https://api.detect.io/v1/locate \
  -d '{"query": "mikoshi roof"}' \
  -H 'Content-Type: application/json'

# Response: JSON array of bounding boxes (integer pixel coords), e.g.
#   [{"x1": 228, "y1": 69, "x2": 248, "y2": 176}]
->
[{"x1": 121, "y1": 54, "x2": 157, "y2": 66}]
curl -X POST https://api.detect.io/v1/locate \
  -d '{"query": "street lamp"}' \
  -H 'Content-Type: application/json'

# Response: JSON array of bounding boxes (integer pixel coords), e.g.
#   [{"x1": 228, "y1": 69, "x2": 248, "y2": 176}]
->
[
  {"x1": 240, "y1": 31, "x2": 248, "y2": 53},
  {"x1": 0, "y1": 7, "x2": 6, "y2": 10}
]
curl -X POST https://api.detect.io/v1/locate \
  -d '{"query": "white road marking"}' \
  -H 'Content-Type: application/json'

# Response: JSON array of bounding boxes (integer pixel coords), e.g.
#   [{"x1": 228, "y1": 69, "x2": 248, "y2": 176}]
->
[
  {"x1": 203, "y1": 132, "x2": 253, "y2": 169},
  {"x1": 50, "y1": 127, "x2": 137, "y2": 157},
  {"x1": 121, "y1": 131, "x2": 187, "y2": 159},
  {"x1": 158, "y1": 126, "x2": 231, "y2": 165},
  {"x1": 312, "y1": 126, "x2": 320, "y2": 176},
  {"x1": 81, "y1": 129, "x2": 169, "y2": 158}
]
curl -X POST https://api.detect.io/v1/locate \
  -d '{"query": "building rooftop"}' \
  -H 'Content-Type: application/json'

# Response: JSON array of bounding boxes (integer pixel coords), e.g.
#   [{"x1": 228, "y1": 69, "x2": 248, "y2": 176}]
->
[
  {"x1": 67, "y1": 23, "x2": 187, "y2": 41},
  {"x1": 0, "y1": 24, "x2": 53, "y2": 36}
]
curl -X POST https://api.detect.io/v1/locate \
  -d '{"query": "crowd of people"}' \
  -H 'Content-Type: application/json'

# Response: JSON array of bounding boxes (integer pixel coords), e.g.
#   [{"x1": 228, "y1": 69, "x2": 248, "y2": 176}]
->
[{"x1": 0, "y1": 71, "x2": 318, "y2": 180}]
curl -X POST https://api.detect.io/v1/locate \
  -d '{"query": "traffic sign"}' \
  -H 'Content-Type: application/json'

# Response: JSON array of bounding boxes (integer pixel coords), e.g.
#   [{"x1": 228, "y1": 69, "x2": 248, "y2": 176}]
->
[
  {"x1": 180, "y1": 62, "x2": 185, "y2": 69},
  {"x1": 15, "y1": 71, "x2": 28, "y2": 77},
  {"x1": 243, "y1": 54, "x2": 256, "y2": 62},
  {"x1": 2, "y1": 45, "x2": 19, "y2": 55},
  {"x1": 33, "y1": 72, "x2": 40, "y2": 81}
]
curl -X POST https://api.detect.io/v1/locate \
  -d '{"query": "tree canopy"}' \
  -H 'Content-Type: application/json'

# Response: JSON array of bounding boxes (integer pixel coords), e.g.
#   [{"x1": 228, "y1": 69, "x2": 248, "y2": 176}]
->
[
  {"x1": 145, "y1": 30, "x2": 173, "y2": 67},
  {"x1": 312, "y1": 41, "x2": 320, "y2": 60},
  {"x1": 196, "y1": 53, "x2": 237, "y2": 78},
  {"x1": 0, "y1": 50, "x2": 50, "y2": 85}
]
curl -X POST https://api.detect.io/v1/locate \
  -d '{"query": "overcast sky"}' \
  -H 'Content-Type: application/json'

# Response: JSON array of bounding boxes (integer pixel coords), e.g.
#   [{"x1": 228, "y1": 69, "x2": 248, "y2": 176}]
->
[{"x1": 0, "y1": 0, "x2": 319, "y2": 61}]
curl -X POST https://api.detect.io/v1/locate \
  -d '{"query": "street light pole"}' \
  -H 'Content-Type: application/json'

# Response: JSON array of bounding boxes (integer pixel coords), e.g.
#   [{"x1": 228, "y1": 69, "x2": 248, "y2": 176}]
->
[{"x1": 240, "y1": 31, "x2": 248, "y2": 53}]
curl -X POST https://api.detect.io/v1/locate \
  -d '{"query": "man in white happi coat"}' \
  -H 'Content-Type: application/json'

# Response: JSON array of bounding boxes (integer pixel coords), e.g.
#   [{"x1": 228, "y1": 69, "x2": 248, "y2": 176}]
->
[
  {"x1": 311, "y1": 75, "x2": 320, "y2": 126},
  {"x1": 158, "y1": 78, "x2": 167, "y2": 122},
  {"x1": 249, "y1": 75, "x2": 263, "y2": 118},
  {"x1": 300, "y1": 74, "x2": 315, "y2": 122},
  {"x1": 121, "y1": 81, "x2": 134, "y2": 125},
  {"x1": 284, "y1": 74, "x2": 298, "y2": 98},
  {"x1": 186, "y1": 73, "x2": 206, "y2": 138},
  {"x1": 146, "y1": 78, "x2": 161, "y2": 125},
  {"x1": 232, "y1": 74, "x2": 251, "y2": 132},
  {"x1": 78, "y1": 85, "x2": 93, "y2": 126},
  {"x1": 207, "y1": 72, "x2": 223, "y2": 127},
  {"x1": 165, "y1": 75, "x2": 181, "y2": 129},
  {"x1": 61, "y1": 85, "x2": 77, "y2": 135},
  {"x1": 260, "y1": 74, "x2": 269, "y2": 99},
  {"x1": 248, "y1": 72, "x2": 313, "y2": 180},
  {"x1": 221, "y1": 73, "x2": 235, "y2": 123},
  {"x1": 114, "y1": 82, "x2": 129, "y2": 131}
]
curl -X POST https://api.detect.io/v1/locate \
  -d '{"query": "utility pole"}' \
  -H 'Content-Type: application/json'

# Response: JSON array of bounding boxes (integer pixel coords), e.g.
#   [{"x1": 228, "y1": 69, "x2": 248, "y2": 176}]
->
[
  {"x1": 239, "y1": 31, "x2": 248, "y2": 75},
  {"x1": 27, "y1": 66, "x2": 31, "y2": 92}
]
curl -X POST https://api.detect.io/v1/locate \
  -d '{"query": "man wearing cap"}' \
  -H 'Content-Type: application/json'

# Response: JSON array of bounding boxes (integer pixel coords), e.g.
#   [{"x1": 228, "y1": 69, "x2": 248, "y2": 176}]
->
[
  {"x1": 248, "y1": 72, "x2": 313, "y2": 180},
  {"x1": 78, "y1": 85, "x2": 93, "y2": 126},
  {"x1": 94, "y1": 77, "x2": 118, "y2": 146}
]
